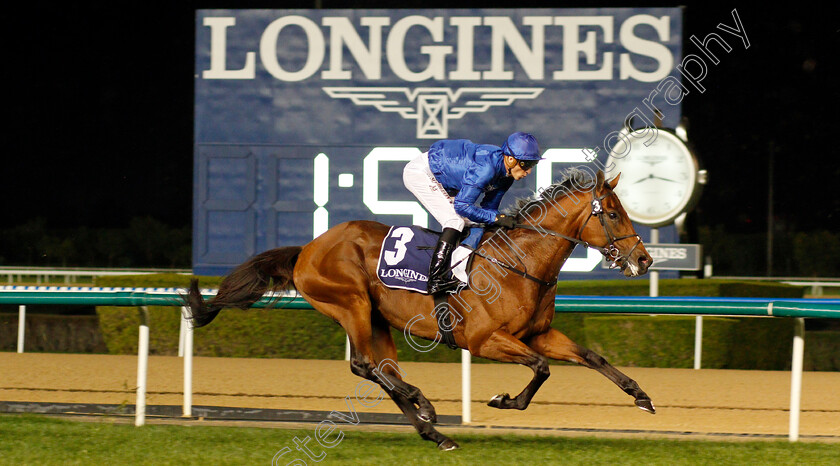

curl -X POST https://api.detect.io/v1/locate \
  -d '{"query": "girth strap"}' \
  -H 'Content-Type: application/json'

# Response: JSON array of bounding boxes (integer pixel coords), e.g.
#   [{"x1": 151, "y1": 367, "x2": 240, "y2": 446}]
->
[{"x1": 433, "y1": 291, "x2": 459, "y2": 350}]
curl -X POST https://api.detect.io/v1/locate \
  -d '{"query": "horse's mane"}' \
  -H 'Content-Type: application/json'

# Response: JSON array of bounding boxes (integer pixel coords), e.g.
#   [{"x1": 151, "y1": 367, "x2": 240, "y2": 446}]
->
[{"x1": 502, "y1": 168, "x2": 596, "y2": 218}]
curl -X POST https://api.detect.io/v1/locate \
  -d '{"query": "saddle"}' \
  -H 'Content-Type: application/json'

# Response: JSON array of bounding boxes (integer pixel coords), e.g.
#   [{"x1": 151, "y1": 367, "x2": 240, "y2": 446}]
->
[
  {"x1": 376, "y1": 226, "x2": 482, "y2": 294},
  {"x1": 377, "y1": 225, "x2": 484, "y2": 350}
]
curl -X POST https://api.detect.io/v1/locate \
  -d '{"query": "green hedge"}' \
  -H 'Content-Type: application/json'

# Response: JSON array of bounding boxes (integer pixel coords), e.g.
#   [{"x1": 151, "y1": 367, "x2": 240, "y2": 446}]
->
[
  {"x1": 94, "y1": 276, "x2": 806, "y2": 368},
  {"x1": 96, "y1": 273, "x2": 220, "y2": 289},
  {"x1": 0, "y1": 314, "x2": 107, "y2": 354},
  {"x1": 552, "y1": 279, "x2": 802, "y2": 369},
  {"x1": 581, "y1": 315, "x2": 793, "y2": 369},
  {"x1": 96, "y1": 274, "x2": 347, "y2": 358},
  {"x1": 804, "y1": 331, "x2": 840, "y2": 371},
  {"x1": 97, "y1": 305, "x2": 348, "y2": 359},
  {"x1": 555, "y1": 278, "x2": 805, "y2": 298}
]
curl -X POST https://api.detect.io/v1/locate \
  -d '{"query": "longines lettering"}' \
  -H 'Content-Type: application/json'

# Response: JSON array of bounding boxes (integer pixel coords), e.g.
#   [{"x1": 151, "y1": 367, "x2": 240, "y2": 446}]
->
[
  {"x1": 649, "y1": 248, "x2": 687, "y2": 260},
  {"x1": 380, "y1": 268, "x2": 429, "y2": 282},
  {"x1": 203, "y1": 14, "x2": 674, "y2": 82}
]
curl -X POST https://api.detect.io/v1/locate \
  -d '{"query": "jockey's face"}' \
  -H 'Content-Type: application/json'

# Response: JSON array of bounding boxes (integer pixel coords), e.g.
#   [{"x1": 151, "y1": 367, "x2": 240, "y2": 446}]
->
[{"x1": 505, "y1": 155, "x2": 534, "y2": 180}]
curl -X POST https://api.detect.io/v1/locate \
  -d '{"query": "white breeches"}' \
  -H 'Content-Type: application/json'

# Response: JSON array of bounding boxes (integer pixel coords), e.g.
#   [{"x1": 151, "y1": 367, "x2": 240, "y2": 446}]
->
[{"x1": 403, "y1": 152, "x2": 472, "y2": 231}]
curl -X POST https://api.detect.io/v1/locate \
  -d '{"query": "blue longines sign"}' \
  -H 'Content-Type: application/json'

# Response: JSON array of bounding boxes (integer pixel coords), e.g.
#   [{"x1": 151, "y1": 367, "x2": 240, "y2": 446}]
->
[{"x1": 194, "y1": 8, "x2": 683, "y2": 277}]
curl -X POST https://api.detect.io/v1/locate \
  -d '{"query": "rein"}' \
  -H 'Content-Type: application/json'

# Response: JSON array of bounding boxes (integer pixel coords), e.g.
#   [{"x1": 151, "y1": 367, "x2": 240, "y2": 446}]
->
[
  {"x1": 471, "y1": 251, "x2": 557, "y2": 287},
  {"x1": 472, "y1": 185, "x2": 642, "y2": 286}
]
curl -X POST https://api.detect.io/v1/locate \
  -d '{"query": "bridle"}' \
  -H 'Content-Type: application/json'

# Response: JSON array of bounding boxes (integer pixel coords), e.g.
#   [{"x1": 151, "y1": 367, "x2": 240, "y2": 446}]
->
[
  {"x1": 573, "y1": 188, "x2": 643, "y2": 269},
  {"x1": 472, "y1": 185, "x2": 643, "y2": 287}
]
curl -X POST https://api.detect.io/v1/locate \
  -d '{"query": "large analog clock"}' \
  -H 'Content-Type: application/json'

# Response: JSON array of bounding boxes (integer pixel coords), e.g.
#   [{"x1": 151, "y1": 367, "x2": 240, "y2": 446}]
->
[{"x1": 607, "y1": 127, "x2": 705, "y2": 227}]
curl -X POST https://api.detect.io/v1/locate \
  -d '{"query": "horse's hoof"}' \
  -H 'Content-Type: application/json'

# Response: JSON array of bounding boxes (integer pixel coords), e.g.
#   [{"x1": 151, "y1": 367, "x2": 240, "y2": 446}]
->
[
  {"x1": 635, "y1": 398, "x2": 656, "y2": 414},
  {"x1": 487, "y1": 393, "x2": 510, "y2": 409},
  {"x1": 438, "y1": 438, "x2": 460, "y2": 451}
]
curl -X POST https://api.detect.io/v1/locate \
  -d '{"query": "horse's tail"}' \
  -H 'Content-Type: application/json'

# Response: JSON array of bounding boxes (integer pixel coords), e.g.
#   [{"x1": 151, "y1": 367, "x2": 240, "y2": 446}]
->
[{"x1": 184, "y1": 246, "x2": 302, "y2": 328}]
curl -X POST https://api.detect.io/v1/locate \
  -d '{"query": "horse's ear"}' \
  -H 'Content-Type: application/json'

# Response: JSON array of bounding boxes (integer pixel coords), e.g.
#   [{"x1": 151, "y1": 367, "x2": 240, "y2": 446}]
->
[
  {"x1": 608, "y1": 172, "x2": 621, "y2": 190},
  {"x1": 595, "y1": 170, "x2": 606, "y2": 190}
]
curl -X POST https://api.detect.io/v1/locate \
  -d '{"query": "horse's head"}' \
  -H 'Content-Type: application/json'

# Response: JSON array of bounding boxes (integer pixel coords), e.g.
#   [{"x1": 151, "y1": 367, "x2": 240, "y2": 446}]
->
[{"x1": 579, "y1": 170, "x2": 652, "y2": 277}]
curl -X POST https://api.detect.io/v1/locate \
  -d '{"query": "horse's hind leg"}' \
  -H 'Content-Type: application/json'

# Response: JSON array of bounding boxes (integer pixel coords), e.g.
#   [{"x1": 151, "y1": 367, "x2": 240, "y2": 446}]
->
[
  {"x1": 307, "y1": 296, "x2": 455, "y2": 449},
  {"x1": 364, "y1": 316, "x2": 458, "y2": 451},
  {"x1": 306, "y1": 297, "x2": 437, "y2": 423},
  {"x1": 296, "y1": 241, "x2": 455, "y2": 449},
  {"x1": 370, "y1": 313, "x2": 437, "y2": 424},
  {"x1": 469, "y1": 330, "x2": 551, "y2": 410},
  {"x1": 526, "y1": 328, "x2": 655, "y2": 413}
]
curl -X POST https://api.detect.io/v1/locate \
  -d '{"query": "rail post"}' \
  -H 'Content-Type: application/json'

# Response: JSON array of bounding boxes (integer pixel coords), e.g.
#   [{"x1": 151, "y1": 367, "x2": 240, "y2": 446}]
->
[
  {"x1": 178, "y1": 312, "x2": 187, "y2": 357},
  {"x1": 17, "y1": 305, "x2": 25, "y2": 353},
  {"x1": 182, "y1": 307, "x2": 193, "y2": 417},
  {"x1": 694, "y1": 316, "x2": 703, "y2": 369},
  {"x1": 788, "y1": 317, "x2": 805, "y2": 442},
  {"x1": 345, "y1": 335, "x2": 350, "y2": 361},
  {"x1": 135, "y1": 306, "x2": 150, "y2": 427},
  {"x1": 461, "y1": 348, "x2": 471, "y2": 424}
]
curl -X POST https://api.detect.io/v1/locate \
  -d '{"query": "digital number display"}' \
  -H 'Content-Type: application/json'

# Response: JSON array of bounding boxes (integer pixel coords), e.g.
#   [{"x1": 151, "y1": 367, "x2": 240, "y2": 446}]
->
[{"x1": 193, "y1": 144, "x2": 676, "y2": 277}]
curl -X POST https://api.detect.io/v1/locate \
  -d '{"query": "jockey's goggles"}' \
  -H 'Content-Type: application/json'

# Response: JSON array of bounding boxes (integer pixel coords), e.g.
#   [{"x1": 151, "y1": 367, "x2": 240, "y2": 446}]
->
[{"x1": 516, "y1": 158, "x2": 539, "y2": 170}]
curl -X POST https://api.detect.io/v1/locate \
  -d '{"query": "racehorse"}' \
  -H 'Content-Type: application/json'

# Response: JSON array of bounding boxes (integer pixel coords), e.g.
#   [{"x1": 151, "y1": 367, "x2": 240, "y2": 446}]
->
[{"x1": 185, "y1": 169, "x2": 655, "y2": 450}]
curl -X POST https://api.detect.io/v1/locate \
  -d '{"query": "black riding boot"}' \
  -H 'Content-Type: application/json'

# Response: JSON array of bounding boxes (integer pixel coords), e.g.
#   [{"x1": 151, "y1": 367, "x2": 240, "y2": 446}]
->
[{"x1": 427, "y1": 227, "x2": 461, "y2": 294}]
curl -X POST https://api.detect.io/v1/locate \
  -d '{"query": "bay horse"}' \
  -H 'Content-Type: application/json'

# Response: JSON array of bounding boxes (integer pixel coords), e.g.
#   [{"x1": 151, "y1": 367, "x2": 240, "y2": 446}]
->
[{"x1": 185, "y1": 169, "x2": 655, "y2": 450}]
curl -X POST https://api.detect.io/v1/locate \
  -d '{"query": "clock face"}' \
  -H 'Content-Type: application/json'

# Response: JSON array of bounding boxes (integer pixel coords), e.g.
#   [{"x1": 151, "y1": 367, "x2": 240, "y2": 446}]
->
[{"x1": 607, "y1": 130, "x2": 697, "y2": 227}]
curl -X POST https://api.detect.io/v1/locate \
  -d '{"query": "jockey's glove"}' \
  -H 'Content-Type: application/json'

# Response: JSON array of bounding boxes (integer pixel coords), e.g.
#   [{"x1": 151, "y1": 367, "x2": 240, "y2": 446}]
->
[{"x1": 495, "y1": 214, "x2": 517, "y2": 229}]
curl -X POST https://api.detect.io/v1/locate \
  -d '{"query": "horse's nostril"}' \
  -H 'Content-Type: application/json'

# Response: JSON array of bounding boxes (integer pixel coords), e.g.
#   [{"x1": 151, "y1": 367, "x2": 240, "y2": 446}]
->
[{"x1": 639, "y1": 256, "x2": 651, "y2": 266}]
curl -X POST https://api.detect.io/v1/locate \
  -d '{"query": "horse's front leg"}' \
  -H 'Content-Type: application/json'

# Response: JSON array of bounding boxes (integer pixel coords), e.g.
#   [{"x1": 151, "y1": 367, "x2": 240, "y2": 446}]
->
[
  {"x1": 526, "y1": 328, "x2": 655, "y2": 413},
  {"x1": 469, "y1": 330, "x2": 550, "y2": 410}
]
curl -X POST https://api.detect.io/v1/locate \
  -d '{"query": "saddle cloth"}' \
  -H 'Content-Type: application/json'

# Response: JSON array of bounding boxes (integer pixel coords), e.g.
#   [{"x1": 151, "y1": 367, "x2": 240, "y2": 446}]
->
[{"x1": 376, "y1": 226, "x2": 482, "y2": 294}]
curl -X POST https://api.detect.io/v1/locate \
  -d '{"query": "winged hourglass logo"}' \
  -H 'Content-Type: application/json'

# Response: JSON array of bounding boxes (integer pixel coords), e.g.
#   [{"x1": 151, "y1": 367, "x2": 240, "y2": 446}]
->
[{"x1": 323, "y1": 87, "x2": 544, "y2": 139}]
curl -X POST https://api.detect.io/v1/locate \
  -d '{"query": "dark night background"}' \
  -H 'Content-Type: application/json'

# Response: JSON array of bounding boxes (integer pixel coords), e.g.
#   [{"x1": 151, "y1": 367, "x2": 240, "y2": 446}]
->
[{"x1": 3, "y1": 2, "x2": 838, "y2": 276}]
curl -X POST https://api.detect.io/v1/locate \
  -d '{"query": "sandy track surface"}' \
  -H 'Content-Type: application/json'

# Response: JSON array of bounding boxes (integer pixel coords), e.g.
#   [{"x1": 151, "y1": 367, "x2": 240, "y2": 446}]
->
[{"x1": 2, "y1": 353, "x2": 839, "y2": 438}]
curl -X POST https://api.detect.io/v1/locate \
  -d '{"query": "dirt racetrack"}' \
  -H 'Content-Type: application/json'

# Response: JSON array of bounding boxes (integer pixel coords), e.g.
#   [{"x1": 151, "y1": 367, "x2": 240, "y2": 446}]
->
[{"x1": 1, "y1": 352, "x2": 839, "y2": 439}]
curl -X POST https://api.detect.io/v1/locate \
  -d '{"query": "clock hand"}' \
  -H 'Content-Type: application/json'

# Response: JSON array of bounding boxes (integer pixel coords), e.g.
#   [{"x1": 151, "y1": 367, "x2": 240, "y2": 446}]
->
[
  {"x1": 651, "y1": 175, "x2": 678, "y2": 183},
  {"x1": 633, "y1": 174, "x2": 653, "y2": 184}
]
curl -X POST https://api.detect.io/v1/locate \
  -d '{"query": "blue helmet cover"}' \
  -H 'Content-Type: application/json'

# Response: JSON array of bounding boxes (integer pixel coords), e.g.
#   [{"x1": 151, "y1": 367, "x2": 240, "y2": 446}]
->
[{"x1": 501, "y1": 132, "x2": 541, "y2": 160}]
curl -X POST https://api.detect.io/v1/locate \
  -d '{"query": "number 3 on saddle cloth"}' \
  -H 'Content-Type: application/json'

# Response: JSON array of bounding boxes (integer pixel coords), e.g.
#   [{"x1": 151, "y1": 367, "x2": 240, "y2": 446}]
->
[
  {"x1": 377, "y1": 225, "x2": 482, "y2": 349},
  {"x1": 377, "y1": 225, "x2": 483, "y2": 294}
]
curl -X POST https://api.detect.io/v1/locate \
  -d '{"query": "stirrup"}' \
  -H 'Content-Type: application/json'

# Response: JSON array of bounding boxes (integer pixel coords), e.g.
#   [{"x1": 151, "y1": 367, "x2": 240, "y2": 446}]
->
[{"x1": 428, "y1": 275, "x2": 460, "y2": 294}]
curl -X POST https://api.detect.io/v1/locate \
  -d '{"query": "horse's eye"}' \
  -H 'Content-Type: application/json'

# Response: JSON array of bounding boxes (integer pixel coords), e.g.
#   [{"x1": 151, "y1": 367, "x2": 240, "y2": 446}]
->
[{"x1": 609, "y1": 212, "x2": 618, "y2": 220}]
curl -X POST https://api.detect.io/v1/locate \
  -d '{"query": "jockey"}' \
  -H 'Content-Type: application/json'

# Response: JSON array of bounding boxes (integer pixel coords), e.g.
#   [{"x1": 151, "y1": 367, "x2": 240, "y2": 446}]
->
[{"x1": 403, "y1": 131, "x2": 541, "y2": 294}]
